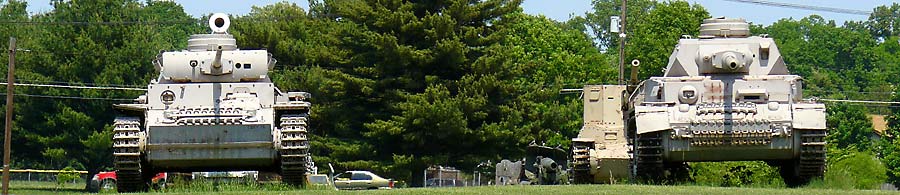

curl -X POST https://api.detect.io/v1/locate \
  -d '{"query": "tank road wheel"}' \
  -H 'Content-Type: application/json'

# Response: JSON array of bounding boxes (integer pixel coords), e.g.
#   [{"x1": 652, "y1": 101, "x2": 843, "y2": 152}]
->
[
  {"x1": 634, "y1": 131, "x2": 664, "y2": 183},
  {"x1": 571, "y1": 140, "x2": 594, "y2": 184},
  {"x1": 113, "y1": 117, "x2": 148, "y2": 192},
  {"x1": 278, "y1": 114, "x2": 310, "y2": 186},
  {"x1": 781, "y1": 129, "x2": 826, "y2": 187}
]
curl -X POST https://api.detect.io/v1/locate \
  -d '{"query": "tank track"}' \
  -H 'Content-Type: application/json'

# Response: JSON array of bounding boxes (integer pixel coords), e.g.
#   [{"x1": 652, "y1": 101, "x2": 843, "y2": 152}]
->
[
  {"x1": 113, "y1": 117, "x2": 146, "y2": 192},
  {"x1": 798, "y1": 129, "x2": 826, "y2": 178},
  {"x1": 571, "y1": 140, "x2": 593, "y2": 184},
  {"x1": 279, "y1": 114, "x2": 310, "y2": 186},
  {"x1": 797, "y1": 129, "x2": 826, "y2": 182},
  {"x1": 779, "y1": 129, "x2": 826, "y2": 187},
  {"x1": 634, "y1": 132, "x2": 664, "y2": 182}
]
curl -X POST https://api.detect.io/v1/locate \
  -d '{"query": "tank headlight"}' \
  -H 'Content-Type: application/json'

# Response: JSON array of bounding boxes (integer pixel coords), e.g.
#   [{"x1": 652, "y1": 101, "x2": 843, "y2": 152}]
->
[
  {"x1": 161, "y1": 90, "x2": 176, "y2": 104},
  {"x1": 683, "y1": 90, "x2": 695, "y2": 98},
  {"x1": 678, "y1": 86, "x2": 698, "y2": 104}
]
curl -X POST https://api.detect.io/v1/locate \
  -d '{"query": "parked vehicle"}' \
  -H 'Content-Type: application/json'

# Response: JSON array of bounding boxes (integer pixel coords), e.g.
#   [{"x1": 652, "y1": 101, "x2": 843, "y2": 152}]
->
[
  {"x1": 333, "y1": 171, "x2": 393, "y2": 190},
  {"x1": 87, "y1": 171, "x2": 167, "y2": 192},
  {"x1": 306, "y1": 174, "x2": 332, "y2": 189}
]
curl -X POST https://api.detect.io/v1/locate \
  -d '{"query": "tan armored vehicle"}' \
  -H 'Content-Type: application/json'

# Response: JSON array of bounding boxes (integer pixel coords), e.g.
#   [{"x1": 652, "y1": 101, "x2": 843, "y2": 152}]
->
[
  {"x1": 572, "y1": 18, "x2": 826, "y2": 186},
  {"x1": 112, "y1": 13, "x2": 312, "y2": 192},
  {"x1": 571, "y1": 85, "x2": 630, "y2": 184}
]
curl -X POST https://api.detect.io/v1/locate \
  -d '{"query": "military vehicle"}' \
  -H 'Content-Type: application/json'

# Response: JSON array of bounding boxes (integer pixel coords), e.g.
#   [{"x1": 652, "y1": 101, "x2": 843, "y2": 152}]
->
[
  {"x1": 495, "y1": 143, "x2": 568, "y2": 185},
  {"x1": 571, "y1": 85, "x2": 631, "y2": 184},
  {"x1": 571, "y1": 17, "x2": 826, "y2": 186},
  {"x1": 112, "y1": 13, "x2": 312, "y2": 192}
]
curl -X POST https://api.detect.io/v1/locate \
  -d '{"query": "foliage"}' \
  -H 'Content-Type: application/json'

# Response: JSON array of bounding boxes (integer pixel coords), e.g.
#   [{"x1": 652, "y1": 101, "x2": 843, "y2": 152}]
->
[
  {"x1": 825, "y1": 104, "x2": 875, "y2": 153},
  {"x1": 0, "y1": 0, "x2": 898, "y2": 189},
  {"x1": 231, "y1": 1, "x2": 610, "y2": 186},
  {"x1": 0, "y1": 0, "x2": 201, "y2": 176},
  {"x1": 577, "y1": 0, "x2": 709, "y2": 78},
  {"x1": 56, "y1": 166, "x2": 80, "y2": 186},
  {"x1": 10, "y1": 180, "x2": 900, "y2": 195},
  {"x1": 882, "y1": 85, "x2": 900, "y2": 186},
  {"x1": 689, "y1": 161, "x2": 783, "y2": 187},
  {"x1": 818, "y1": 152, "x2": 888, "y2": 190}
]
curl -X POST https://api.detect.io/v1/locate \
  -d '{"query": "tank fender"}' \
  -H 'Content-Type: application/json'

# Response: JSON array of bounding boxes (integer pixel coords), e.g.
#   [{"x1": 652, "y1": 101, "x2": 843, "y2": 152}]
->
[
  {"x1": 792, "y1": 103, "x2": 826, "y2": 129},
  {"x1": 635, "y1": 106, "x2": 671, "y2": 134}
]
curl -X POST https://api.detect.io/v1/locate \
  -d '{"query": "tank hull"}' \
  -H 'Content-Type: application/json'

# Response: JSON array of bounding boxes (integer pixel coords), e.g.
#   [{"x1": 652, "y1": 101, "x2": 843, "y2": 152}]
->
[
  {"x1": 660, "y1": 130, "x2": 795, "y2": 162},
  {"x1": 145, "y1": 124, "x2": 277, "y2": 170}
]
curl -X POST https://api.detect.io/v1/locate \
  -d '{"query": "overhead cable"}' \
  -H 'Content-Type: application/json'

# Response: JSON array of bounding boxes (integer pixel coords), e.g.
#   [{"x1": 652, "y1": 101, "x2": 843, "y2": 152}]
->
[
  {"x1": 0, "y1": 93, "x2": 133, "y2": 101},
  {"x1": 0, "y1": 82, "x2": 146, "y2": 91},
  {"x1": 722, "y1": 0, "x2": 872, "y2": 15},
  {"x1": 818, "y1": 98, "x2": 900, "y2": 105}
]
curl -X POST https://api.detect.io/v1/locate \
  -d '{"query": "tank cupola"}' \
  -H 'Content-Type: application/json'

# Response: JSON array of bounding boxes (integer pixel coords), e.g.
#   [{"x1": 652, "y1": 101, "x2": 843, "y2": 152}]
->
[
  {"x1": 698, "y1": 17, "x2": 750, "y2": 39},
  {"x1": 188, "y1": 13, "x2": 237, "y2": 52}
]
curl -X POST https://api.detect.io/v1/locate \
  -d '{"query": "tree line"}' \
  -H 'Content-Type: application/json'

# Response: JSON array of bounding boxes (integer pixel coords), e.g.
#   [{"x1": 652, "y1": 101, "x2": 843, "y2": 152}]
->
[{"x1": 0, "y1": 0, "x2": 898, "y2": 188}]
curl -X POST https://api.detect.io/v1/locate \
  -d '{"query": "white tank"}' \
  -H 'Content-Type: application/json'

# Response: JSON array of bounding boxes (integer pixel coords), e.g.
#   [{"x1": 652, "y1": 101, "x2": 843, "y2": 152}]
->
[{"x1": 112, "y1": 13, "x2": 313, "y2": 192}]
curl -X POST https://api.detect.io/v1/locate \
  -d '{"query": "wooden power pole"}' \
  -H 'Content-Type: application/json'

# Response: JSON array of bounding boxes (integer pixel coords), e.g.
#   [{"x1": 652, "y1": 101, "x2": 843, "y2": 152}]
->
[
  {"x1": 618, "y1": 0, "x2": 627, "y2": 85},
  {"x1": 3, "y1": 37, "x2": 15, "y2": 195}
]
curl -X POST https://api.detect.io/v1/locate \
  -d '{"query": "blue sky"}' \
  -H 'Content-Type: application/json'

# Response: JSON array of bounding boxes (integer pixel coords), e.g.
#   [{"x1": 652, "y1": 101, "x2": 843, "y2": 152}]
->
[{"x1": 16, "y1": 0, "x2": 900, "y2": 25}]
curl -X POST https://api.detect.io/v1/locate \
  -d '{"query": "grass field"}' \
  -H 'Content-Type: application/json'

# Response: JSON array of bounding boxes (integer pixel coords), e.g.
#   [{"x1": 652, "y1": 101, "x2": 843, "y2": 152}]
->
[{"x1": 7, "y1": 181, "x2": 897, "y2": 195}]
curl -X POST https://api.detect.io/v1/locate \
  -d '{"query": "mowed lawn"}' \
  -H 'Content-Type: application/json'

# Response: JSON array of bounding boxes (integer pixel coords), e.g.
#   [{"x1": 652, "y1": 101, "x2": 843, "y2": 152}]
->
[{"x1": 8, "y1": 181, "x2": 896, "y2": 195}]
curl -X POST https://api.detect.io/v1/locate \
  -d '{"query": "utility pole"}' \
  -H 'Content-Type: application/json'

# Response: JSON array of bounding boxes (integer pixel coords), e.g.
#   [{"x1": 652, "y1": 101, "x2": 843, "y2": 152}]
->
[
  {"x1": 617, "y1": 0, "x2": 628, "y2": 85},
  {"x1": 2, "y1": 37, "x2": 15, "y2": 195}
]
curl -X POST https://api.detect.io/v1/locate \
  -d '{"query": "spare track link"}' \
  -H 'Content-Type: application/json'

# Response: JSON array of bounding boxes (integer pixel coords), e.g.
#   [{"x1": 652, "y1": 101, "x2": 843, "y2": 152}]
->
[
  {"x1": 571, "y1": 140, "x2": 593, "y2": 184},
  {"x1": 113, "y1": 117, "x2": 146, "y2": 192},
  {"x1": 279, "y1": 114, "x2": 309, "y2": 186},
  {"x1": 634, "y1": 132, "x2": 664, "y2": 182},
  {"x1": 798, "y1": 129, "x2": 826, "y2": 179}
]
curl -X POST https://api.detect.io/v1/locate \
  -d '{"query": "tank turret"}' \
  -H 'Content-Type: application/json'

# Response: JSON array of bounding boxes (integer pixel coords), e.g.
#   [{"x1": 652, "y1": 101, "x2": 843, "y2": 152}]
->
[
  {"x1": 664, "y1": 17, "x2": 789, "y2": 77},
  {"x1": 153, "y1": 13, "x2": 274, "y2": 83}
]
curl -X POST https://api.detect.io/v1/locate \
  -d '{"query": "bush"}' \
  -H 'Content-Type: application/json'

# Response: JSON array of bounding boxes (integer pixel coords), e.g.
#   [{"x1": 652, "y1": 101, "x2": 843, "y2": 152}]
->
[
  {"x1": 819, "y1": 152, "x2": 887, "y2": 189},
  {"x1": 56, "y1": 166, "x2": 80, "y2": 186},
  {"x1": 689, "y1": 161, "x2": 783, "y2": 187}
]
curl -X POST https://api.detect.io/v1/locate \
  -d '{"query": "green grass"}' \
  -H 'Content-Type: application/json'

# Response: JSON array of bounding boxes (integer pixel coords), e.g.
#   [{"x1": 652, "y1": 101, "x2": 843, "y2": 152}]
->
[
  {"x1": 8, "y1": 180, "x2": 86, "y2": 195},
  {"x1": 6, "y1": 181, "x2": 897, "y2": 195}
]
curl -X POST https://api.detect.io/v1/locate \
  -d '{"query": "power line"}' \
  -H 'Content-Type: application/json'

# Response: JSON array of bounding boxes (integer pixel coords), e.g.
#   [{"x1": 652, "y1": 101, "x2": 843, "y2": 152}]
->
[
  {"x1": 806, "y1": 89, "x2": 895, "y2": 95},
  {"x1": 819, "y1": 98, "x2": 900, "y2": 105},
  {"x1": 0, "y1": 20, "x2": 199, "y2": 25},
  {"x1": 0, "y1": 93, "x2": 133, "y2": 101},
  {"x1": 11, "y1": 79, "x2": 145, "y2": 88},
  {"x1": 0, "y1": 16, "x2": 307, "y2": 26},
  {"x1": 18, "y1": 79, "x2": 145, "y2": 88},
  {"x1": 0, "y1": 82, "x2": 146, "y2": 91},
  {"x1": 722, "y1": 0, "x2": 873, "y2": 16},
  {"x1": 15, "y1": 47, "x2": 182, "y2": 59}
]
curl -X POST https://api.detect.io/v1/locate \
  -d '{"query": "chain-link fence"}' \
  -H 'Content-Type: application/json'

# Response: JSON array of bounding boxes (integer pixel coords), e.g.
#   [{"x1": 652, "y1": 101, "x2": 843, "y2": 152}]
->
[
  {"x1": 472, "y1": 161, "x2": 493, "y2": 186},
  {"x1": 423, "y1": 166, "x2": 465, "y2": 187},
  {"x1": 4, "y1": 169, "x2": 90, "y2": 183}
]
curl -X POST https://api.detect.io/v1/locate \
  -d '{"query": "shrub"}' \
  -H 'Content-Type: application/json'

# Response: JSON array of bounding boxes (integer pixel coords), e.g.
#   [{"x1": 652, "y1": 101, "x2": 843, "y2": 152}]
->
[
  {"x1": 689, "y1": 161, "x2": 783, "y2": 187},
  {"x1": 822, "y1": 152, "x2": 887, "y2": 189},
  {"x1": 56, "y1": 166, "x2": 80, "y2": 186}
]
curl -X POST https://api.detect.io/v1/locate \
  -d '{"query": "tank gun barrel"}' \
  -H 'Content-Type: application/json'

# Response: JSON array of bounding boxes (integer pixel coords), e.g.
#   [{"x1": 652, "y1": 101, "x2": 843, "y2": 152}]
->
[
  {"x1": 538, "y1": 157, "x2": 558, "y2": 172},
  {"x1": 212, "y1": 46, "x2": 223, "y2": 69},
  {"x1": 628, "y1": 59, "x2": 640, "y2": 92}
]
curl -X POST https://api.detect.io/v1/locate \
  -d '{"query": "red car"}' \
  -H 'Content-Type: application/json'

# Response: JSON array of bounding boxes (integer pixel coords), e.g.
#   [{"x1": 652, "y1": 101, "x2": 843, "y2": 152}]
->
[{"x1": 87, "y1": 171, "x2": 166, "y2": 192}]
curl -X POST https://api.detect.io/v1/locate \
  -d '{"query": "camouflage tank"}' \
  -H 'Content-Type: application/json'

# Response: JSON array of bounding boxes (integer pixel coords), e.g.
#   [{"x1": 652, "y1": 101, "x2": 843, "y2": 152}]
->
[
  {"x1": 112, "y1": 13, "x2": 312, "y2": 192},
  {"x1": 572, "y1": 17, "x2": 826, "y2": 186}
]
